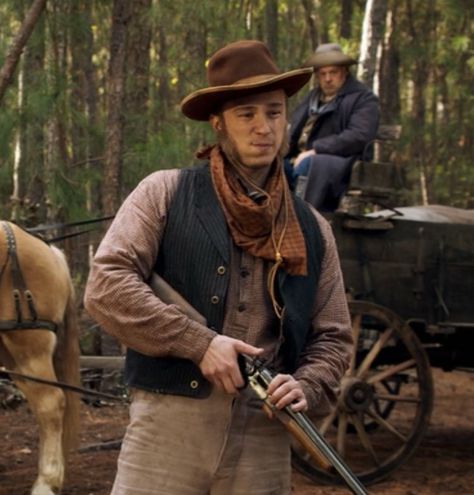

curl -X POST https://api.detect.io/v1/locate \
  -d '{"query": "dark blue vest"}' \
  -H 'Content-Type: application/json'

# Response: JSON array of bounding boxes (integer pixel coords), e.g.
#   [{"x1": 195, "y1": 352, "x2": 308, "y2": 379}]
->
[{"x1": 125, "y1": 166, "x2": 324, "y2": 398}]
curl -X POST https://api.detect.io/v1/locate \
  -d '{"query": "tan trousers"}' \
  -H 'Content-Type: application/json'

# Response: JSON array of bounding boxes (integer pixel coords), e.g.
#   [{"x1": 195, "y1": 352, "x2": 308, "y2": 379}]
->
[{"x1": 111, "y1": 387, "x2": 291, "y2": 495}]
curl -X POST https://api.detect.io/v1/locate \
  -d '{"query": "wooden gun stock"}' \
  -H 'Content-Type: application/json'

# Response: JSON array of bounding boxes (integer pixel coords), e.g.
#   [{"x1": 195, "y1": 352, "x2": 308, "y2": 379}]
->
[
  {"x1": 265, "y1": 404, "x2": 332, "y2": 471},
  {"x1": 149, "y1": 273, "x2": 207, "y2": 326}
]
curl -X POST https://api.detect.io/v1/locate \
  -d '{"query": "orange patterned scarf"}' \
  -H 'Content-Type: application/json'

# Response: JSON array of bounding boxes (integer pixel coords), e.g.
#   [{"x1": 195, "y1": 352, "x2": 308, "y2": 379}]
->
[{"x1": 207, "y1": 145, "x2": 308, "y2": 278}]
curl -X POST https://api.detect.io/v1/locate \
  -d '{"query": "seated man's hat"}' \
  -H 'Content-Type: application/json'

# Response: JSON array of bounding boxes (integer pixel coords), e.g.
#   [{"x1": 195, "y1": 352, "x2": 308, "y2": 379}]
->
[
  {"x1": 181, "y1": 40, "x2": 312, "y2": 121},
  {"x1": 303, "y1": 43, "x2": 357, "y2": 70}
]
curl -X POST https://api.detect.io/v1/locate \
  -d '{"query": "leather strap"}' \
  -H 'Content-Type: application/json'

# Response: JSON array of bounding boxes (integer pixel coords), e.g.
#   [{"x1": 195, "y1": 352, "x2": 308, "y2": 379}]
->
[{"x1": 0, "y1": 221, "x2": 57, "y2": 333}]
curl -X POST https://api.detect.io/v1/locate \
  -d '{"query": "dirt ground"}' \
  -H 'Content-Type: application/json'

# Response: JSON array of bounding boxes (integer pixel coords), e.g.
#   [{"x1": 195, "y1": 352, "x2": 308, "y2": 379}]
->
[{"x1": 0, "y1": 368, "x2": 473, "y2": 495}]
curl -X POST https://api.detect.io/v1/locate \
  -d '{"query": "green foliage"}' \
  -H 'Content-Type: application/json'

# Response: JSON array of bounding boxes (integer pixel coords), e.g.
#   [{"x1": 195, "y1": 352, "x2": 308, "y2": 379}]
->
[
  {"x1": 121, "y1": 117, "x2": 214, "y2": 196},
  {"x1": 0, "y1": 0, "x2": 472, "y2": 226}
]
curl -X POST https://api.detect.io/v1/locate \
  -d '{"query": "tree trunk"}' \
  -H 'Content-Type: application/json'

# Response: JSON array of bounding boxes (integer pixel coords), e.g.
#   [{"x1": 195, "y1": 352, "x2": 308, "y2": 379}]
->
[
  {"x1": 264, "y1": 0, "x2": 278, "y2": 58},
  {"x1": 69, "y1": 0, "x2": 102, "y2": 272},
  {"x1": 406, "y1": 0, "x2": 432, "y2": 205},
  {"x1": 47, "y1": 0, "x2": 71, "y2": 223},
  {"x1": 357, "y1": 0, "x2": 388, "y2": 90},
  {"x1": 339, "y1": 0, "x2": 353, "y2": 39},
  {"x1": 22, "y1": 11, "x2": 46, "y2": 226},
  {"x1": 378, "y1": 3, "x2": 400, "y2": 124},
  {"x1": 70, "y1": 1, "x2": 98, "y2": 166},
  {"x1": 103, "y1": 0, "x2": 131, "y2": 216},
  {"x1": 154, "y1": 24, "x2": 170, "y2": 132},
  {"x1": 301, "y1": 0, "x2": 319, "y2": 50},
  {"x1": 124, "y1": 0, "x2": 152, "y2": 154},
  {"x1": 11, "y1": 58, "x2": 25, "y2": 222},
  {"x1": 0, "y1": 0, "x2": 47, "y2": 105}
]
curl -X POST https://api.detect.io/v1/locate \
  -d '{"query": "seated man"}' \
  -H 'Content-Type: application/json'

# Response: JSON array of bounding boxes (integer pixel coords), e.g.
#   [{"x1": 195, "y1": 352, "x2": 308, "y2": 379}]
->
[{"x1": 286, "y1": 43, "x2": 380, "y2": 211}]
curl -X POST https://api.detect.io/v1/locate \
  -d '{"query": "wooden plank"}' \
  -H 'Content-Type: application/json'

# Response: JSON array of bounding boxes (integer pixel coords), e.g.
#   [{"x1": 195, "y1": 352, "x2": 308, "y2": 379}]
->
[
  {"x1": 80, "y1": 355, "x2": 125, "y2": 370},
  {"x1": 376, "y1": 124, "x2": 402, "y2": 141}
]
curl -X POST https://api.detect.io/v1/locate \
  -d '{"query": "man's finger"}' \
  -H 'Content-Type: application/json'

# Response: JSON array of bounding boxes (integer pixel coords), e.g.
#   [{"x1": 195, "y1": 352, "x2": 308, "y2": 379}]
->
[{"x1": 234, "y1": 341, "x2": 264, "y2": 357}]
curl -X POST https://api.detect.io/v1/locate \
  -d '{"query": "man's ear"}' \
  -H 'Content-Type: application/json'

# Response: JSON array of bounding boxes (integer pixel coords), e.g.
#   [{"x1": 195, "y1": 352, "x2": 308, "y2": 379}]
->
[{"x1": 209, "y1": 114, "x2": 221, "y2": 132}]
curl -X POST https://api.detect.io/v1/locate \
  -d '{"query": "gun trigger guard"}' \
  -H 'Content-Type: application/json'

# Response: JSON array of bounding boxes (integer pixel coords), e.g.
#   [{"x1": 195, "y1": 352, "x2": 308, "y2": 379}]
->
[{"x1": 237, "y1": 353, "x2": 249, "y2": 390}]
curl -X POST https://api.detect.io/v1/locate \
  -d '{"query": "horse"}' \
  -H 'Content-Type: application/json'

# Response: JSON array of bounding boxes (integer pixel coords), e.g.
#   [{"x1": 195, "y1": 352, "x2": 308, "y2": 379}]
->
[{"x1": 0, "y1": 221, "x2": 81, "y2": 495}]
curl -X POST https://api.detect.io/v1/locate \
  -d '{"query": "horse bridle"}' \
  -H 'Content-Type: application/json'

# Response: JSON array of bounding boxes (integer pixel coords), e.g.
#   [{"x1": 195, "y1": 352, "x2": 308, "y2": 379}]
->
[{"x1": 0, "y1": 221, "x2": 57, "y2": 332}]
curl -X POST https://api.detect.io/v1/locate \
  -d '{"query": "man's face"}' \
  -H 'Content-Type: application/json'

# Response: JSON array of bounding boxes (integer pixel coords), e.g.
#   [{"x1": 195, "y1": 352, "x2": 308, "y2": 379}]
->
[
  {"x1": 315, "y1": 65, "x2": 347, "y2": 98},
  {"x1": 211, "y1": 89, "x2": 287, "y2": 169}
]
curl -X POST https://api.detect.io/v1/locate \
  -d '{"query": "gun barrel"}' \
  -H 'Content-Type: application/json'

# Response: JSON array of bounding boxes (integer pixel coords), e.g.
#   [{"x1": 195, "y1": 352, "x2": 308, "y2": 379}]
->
[
  {"x1": 286, "y1": 409, "x2": 369, "y2": 495},
  {"x1": 245, "y1": 357, "x2": 369, "y2": 495}
]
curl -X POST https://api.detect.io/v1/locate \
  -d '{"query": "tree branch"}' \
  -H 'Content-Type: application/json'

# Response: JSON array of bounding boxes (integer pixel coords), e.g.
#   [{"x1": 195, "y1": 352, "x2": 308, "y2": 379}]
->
[{"x1": 0, "y1": 0, "x2": 47, "y2": 105}]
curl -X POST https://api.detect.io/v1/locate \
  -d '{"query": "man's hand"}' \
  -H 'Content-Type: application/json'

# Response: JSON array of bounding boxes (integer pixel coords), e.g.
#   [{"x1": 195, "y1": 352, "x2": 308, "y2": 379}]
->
[
  {"x1": 266, "y1": 374, "x2": 308, "y2": 414},
  {"x1": 294, "y1": 149, "x2": 316, "y2": 169},
  {"x1": 199, "y1": 335, "x2": 263, "y2": 394}
]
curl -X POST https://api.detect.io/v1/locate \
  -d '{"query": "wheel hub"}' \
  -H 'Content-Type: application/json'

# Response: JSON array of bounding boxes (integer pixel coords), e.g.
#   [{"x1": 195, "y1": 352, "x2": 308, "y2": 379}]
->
[{"x1": 340, "y1": 377, "x2": 374, "y2": 412}]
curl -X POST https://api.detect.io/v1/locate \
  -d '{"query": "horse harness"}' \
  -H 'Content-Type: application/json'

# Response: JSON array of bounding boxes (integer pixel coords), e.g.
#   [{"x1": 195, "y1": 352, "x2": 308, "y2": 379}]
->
[
  {"x1": 0, "y1": 221, "x2": 57, "y2": 332},
  {"x1": 0, "y1": 218, "x2": 128, "y2": 403}
]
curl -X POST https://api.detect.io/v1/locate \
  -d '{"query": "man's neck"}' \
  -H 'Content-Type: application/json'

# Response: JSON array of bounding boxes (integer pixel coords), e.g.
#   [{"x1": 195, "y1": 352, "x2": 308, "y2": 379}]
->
[
  {"x1": 320, "y1": 92, "x2": 336, "y2": 103},
  {"x1": 232, "y1": 161, "x2": 273, "y2": 189},
  {"x1": 220, "y1": 143, "x2": 274, "y2": 189}
]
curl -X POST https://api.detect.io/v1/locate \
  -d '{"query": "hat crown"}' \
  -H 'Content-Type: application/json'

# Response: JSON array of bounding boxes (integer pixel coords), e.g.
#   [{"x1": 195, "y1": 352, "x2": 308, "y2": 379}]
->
[
  {"x1": 314, "y1": 43, "x2": 344, "y2": 55},
  {"x1": 303, "y1": 42, "x2": 357, "y2": 69},
  {"x1": 181, "y1": 39, "x2": 312, "y2": 121},
  {"x1": 207, "y1": 40, "x2": 280, "y2": 87}
]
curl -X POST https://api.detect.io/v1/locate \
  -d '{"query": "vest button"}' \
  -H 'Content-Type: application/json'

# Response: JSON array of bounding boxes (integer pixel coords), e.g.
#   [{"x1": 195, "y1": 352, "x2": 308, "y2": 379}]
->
[
  {"x1": 211, "y1": 295, "x2": 220, "y2": 304},
  {"x1": 190, "y1": 380, "x2": 199, "y2": 389},
  {"x1": 217, "y1": 265, "x2": 226, "y2": 275}
]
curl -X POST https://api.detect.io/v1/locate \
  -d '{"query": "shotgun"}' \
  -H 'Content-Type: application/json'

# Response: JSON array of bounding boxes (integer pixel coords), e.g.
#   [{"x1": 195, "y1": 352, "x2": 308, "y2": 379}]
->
[{"x1": 149, "y1": 273, "x2": 369, "y2": 495}]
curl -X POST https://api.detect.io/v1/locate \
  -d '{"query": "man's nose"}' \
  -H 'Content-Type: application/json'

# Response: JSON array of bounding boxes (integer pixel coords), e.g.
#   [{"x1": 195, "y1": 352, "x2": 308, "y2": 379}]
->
[{"x1": 254, "y1": 114, "x2": 271, "y2": 133}]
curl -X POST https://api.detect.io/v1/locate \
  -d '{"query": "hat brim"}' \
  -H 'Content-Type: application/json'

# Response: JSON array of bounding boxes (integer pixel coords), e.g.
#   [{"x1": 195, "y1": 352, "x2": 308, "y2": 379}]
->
[
  {"x1": 303, "y1": 52, "x2": 357, "y2": 70},
  {"x1": 181, "y1": 68, "x2": 312, "y2": 121}
]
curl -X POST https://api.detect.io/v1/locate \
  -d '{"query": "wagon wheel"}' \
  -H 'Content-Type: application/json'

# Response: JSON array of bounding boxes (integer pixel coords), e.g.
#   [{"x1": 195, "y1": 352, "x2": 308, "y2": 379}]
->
[{"x1": 292, "y1": 300, "x2": 434, "y2": 485}]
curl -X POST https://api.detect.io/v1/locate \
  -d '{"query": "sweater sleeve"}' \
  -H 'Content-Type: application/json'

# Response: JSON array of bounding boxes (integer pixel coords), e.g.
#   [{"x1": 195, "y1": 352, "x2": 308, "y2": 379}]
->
[
  {"x1": 83, "y1": 170, "x2": 217, "y2": 365},
  {"x1": 293, "y1": 211, "x2": 354, "y2": 416}
]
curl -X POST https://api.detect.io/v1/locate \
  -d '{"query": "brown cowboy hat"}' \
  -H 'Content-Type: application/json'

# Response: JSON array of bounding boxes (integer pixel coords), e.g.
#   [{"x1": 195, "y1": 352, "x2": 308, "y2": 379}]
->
[
  {"x1": 181, "y1": 40, "x2": 312, "y2": 121},
  {"x1": 303, "y1": 43, "x2": 357, "y2": 70}
]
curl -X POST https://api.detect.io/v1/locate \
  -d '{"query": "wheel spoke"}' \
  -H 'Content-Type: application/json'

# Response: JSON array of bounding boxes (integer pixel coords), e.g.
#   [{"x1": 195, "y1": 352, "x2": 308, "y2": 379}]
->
[
  {"x1": 349, "y1": 314, "x2": 362, "y2": 373},
  {"x1": 367, "y1": 359, "x2": 416, "y2": 385},
  {"x1": 336, "y1": 412, "x2": 348, "y2": 458},
  {"x1": 356, "y1": 327, "x2": 395, "y2": 379},
  {"x1": 366, "y1": 408, "x2": 409, "y2": 442},
  {"x1": 351, "y1": 413, "x2": 380, "y2": 466},
  {"x1": 374, "y1": 393, "x2": 421, "y2": 403},
  {"x1": 319, "y1": 407, "x2": 337, "y2": 436}
]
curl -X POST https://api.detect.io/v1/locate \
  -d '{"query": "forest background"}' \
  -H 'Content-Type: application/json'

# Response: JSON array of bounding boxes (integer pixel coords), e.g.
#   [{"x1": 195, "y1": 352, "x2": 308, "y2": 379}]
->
[{"x1": 0, "y1": 0, "x2": 472, "y2": 286}]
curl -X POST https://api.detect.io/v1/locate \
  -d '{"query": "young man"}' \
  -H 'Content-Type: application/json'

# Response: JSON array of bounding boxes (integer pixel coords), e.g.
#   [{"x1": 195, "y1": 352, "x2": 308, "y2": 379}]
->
[
  {"x1": 84, "y1": 40, "x2": 352, "y2": 495},
  {"x1": 287, "y1": 43, "x2": 380, "y2": 211}
]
